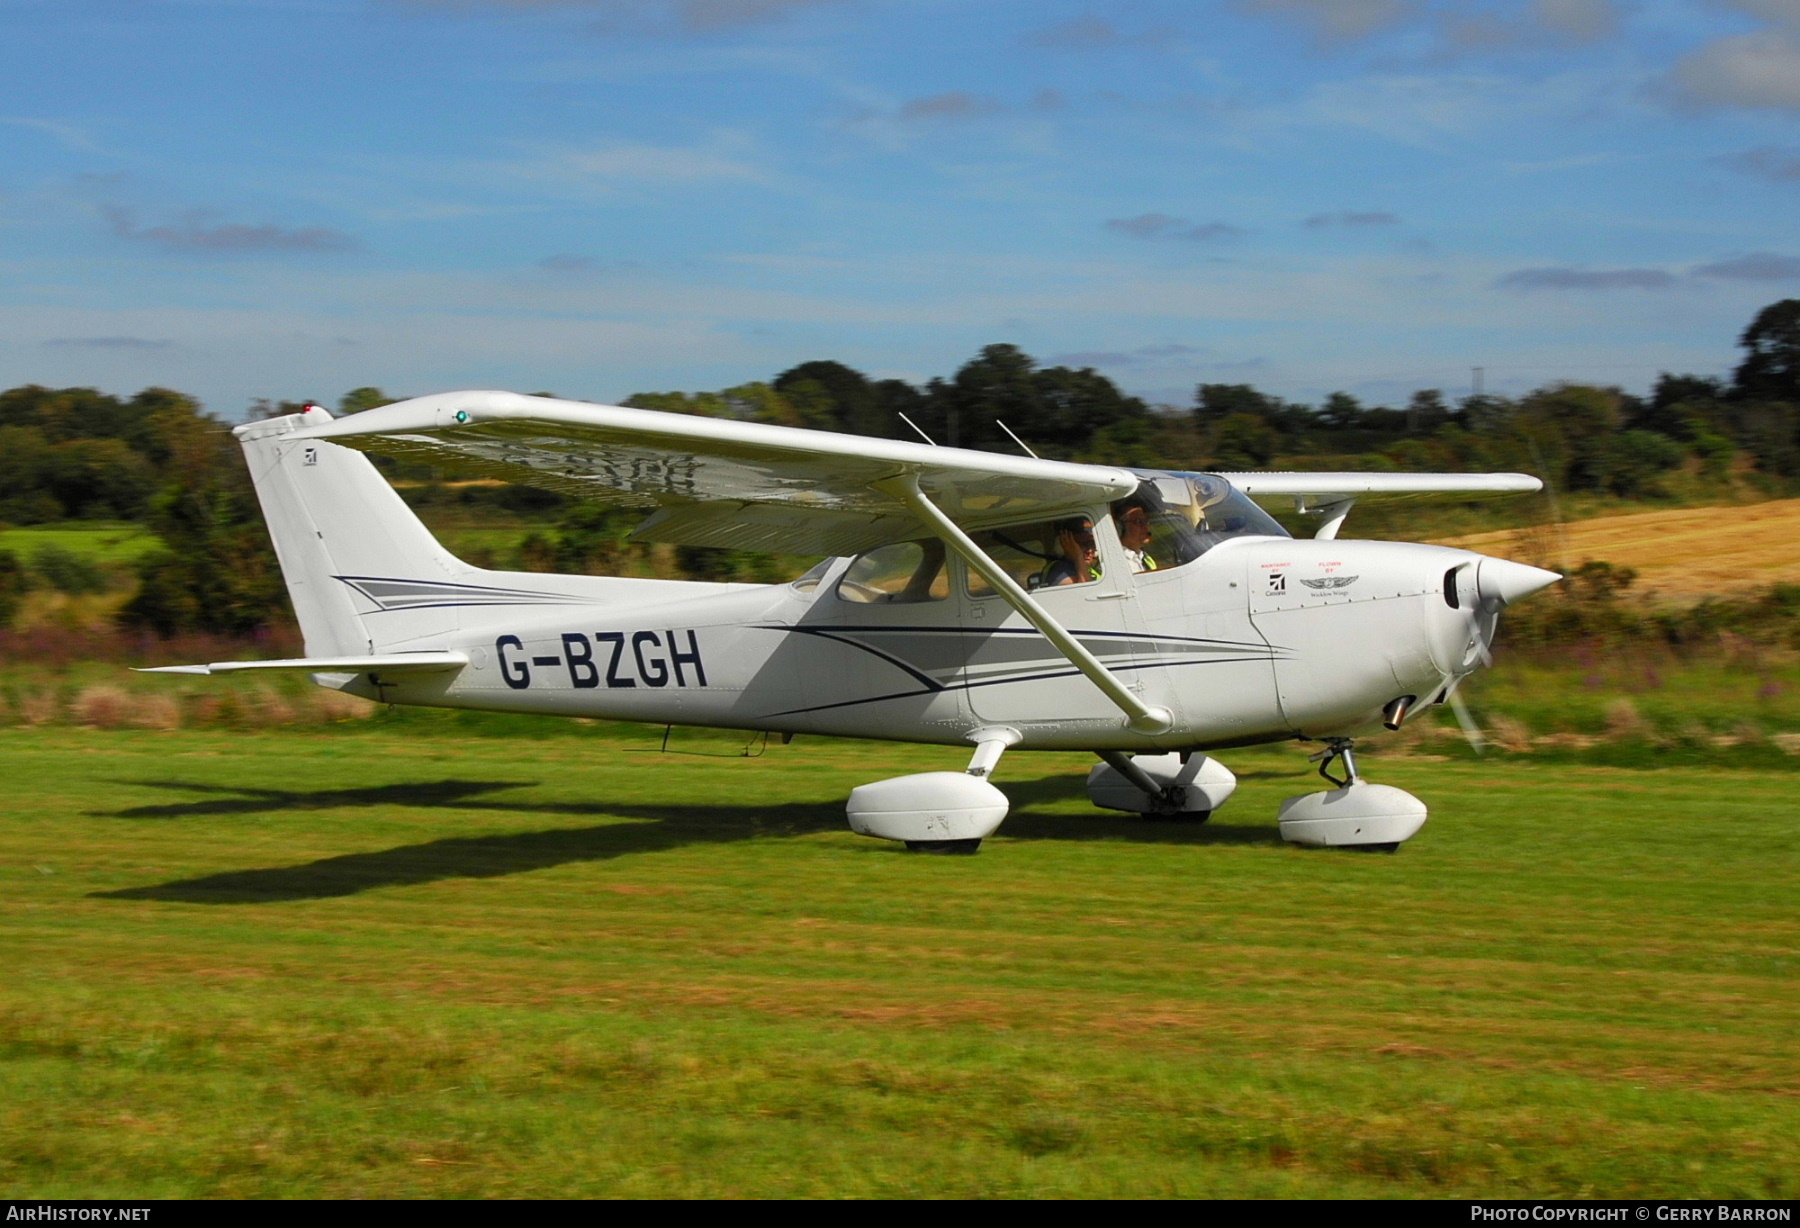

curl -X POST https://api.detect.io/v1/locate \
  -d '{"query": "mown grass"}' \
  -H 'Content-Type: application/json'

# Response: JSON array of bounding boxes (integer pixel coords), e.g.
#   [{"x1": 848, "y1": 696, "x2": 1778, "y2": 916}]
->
[
  {"x1": 0, "y1": 724, "x2": 1795, "y2": 1197},
  {"x1": 0, "y1": 522, "x2": 161, "y2": 566}
]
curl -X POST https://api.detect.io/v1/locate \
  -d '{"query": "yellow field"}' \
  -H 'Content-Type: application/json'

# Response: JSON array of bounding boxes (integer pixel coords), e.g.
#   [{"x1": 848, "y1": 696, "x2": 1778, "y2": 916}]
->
[{"x1": 1433, "y1": 498, "x2": 1800, "y2": 601}]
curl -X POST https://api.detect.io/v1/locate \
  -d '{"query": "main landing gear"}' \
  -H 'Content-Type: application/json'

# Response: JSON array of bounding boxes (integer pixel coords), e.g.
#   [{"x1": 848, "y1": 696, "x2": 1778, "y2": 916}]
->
[
  {"x1": 845, "y1": 730, "x2": 1017, "y2": 854},
  {"x1": 1277, "y1": 737, "x2": 1428, "y2": 852},
  {"x1": 843, "y1": 732, "x2": 1428, "y2": 855},
  {"x1": 1086, "y1": 751, "x2": 1237, "y2": 819}
]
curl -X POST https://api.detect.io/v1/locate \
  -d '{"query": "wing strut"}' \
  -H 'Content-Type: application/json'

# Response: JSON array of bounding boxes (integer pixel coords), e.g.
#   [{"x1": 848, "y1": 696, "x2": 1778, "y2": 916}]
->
[{"x1": 873, "y1": 474, "x2": 1173, "y2": 735}]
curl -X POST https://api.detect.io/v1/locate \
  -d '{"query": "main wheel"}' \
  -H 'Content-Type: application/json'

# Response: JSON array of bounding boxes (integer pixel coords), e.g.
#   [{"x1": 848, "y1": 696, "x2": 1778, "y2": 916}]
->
[{"x1": 904, "y1": 839, "x2": 983, "y2": 854}]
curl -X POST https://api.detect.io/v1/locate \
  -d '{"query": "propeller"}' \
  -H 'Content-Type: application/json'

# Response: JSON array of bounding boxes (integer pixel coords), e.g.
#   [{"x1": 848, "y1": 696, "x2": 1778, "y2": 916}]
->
[
  {"x1": 1447, "y1": 687, "x2": 1486, "y2": 756},
  {"x1": 1447, "y1": 559, "x2": 1555, "y2": 755}
]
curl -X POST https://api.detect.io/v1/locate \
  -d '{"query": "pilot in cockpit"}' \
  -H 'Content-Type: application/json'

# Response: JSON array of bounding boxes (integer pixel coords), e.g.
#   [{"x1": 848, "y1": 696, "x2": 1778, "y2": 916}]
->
[{"x1": 1112, "y1": 498, "x2": 1158, "y2": 573}]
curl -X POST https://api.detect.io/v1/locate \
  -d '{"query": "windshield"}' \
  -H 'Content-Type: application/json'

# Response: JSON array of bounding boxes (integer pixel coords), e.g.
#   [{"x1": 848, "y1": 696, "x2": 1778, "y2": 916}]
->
[{"x1": 1118, "y1": 471, "x2": 1288, "y2": 570}]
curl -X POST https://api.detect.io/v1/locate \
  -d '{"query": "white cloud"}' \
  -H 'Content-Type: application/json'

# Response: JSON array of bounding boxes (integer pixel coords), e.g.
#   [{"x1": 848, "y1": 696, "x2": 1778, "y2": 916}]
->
[
  {"x1": 1440, "y1": 0, "x2": 1623, "y2": 54},
  {"x1": 1, "y1": 117, "x2": 111, "y2": 156},
  {"x1": 43, "y1": 336, "x2": 173, "y2": 350},
  {"x1": 1303, "y1": 210, "x2": 1400, "y2": 227},
  {"x1": 897, "y1": 92, "x2": 1005, "y2": 121},
  {"x1": 1105, "y1": 214, "x2": 1246, "y2": 241},
  {"x1": 1280, "y1": 71, "x2": 1537, "y2": 146},
  {"x1": 1025, "y1": 16, "x2": 1178, "y2": 51},
  {"x1": 407, "y1": 0, "x2": 845, "y2": 35},
  {"x1": 1235, "y1": 0, "x2": 1417, "y2": 43},
  {"x1": 1497, "y1": 266, "x2": 1677, "y2": 290},
  {"x1": 103, "y1": 207, "x2": 358, "y2": 254},
  {"x1": 1721, "y1": 1, "x2": 1800, "y2": 32},
  {"x1": 1046, "y1": 344, "x2": 1207, "y2": 368},
  {"x1": 1667, "y1": 30, "x2": 1800, "y2": 112},
  {"x1": 556, "y1": 141, "x2": 769, "y2": 182},
  {"x1": 467, "y1": 135, "x2": 775, "y2": 196},
  {"x1": 1717, "y1": 145, "x2": 1800, "y2": 181},
  {"x1": 1691, "y1": 252, "x2": 1800, "y2": 280},
  {"x1": 1530, "y1": 0, "x2": 1620, "y2": 44}
]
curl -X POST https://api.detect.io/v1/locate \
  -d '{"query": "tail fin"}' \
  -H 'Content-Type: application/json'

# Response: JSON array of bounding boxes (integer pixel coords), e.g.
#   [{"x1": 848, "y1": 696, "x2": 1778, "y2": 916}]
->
[{"x1": 236, "y1": 407, "x2": 471, "y2": 655}]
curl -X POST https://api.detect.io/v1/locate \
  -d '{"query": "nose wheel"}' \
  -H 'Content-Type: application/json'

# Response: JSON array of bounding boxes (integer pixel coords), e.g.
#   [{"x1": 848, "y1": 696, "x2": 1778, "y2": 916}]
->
[
  {"x1": 1281, "y1": 737, "x2": 1427, "y2": 851},
  {"x1": 1310, "y1": 738, "x2": 1359, "y2": 789}
]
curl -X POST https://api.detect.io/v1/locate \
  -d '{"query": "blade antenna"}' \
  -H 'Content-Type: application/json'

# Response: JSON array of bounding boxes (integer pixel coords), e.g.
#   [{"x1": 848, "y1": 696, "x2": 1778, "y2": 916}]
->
[
  {"x1": 995, "y1": 420, "x2": 1039, "y2": 459},
  {"x1": 897, "y1": 413, "x2": 938, "y2": 447}
]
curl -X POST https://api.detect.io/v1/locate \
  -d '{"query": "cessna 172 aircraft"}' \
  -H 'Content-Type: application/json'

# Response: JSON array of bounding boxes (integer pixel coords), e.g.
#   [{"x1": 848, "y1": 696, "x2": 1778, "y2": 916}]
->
[{"x1": 142, "y1": 391, "x2": 1558, "y2": 853}]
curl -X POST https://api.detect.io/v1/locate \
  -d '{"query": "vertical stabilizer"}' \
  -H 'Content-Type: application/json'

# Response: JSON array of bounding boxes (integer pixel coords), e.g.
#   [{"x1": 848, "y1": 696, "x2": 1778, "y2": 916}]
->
[{"x1": 235, "y1": 408, "x2": 470, "y2": 655}]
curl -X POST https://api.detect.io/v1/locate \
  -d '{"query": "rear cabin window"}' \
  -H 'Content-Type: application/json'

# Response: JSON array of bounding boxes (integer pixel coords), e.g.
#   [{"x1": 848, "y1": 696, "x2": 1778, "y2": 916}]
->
[
  {"x1": 965, "y1": 517, "x2": 1101, "y2": 596},
  {"x1": 835, "y1": 539, "x2": 948, "y2": 604}
]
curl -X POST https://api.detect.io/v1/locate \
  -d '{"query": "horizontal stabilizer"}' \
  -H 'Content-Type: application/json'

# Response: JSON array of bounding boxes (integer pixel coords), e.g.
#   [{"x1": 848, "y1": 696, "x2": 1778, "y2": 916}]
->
[{"x1": 135, "y1": 652, "x2": 469, "y2": 677}]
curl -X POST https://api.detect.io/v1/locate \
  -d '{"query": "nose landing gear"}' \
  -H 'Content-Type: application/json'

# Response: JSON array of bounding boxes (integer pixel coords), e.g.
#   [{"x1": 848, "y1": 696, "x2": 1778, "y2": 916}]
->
[{"x1": 1279, "y1": 737, "x2": 1428, "y2": 852}]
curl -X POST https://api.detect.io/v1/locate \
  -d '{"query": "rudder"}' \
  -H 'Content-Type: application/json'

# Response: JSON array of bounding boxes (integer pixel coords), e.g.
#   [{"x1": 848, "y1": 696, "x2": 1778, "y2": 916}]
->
[{"x1": 235, "y1": 407, "x2": 471, "y2": 656}]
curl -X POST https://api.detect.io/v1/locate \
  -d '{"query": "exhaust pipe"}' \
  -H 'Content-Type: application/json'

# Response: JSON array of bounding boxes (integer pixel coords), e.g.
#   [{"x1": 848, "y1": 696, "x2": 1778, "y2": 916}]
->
[{"x1": 1382, "y1": 694, "x2": 1416, "y2": 731}]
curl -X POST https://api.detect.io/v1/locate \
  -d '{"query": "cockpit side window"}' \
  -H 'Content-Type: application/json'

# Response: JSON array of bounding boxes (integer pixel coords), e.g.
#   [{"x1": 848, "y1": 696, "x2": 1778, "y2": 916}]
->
[
  {"x1": 835, "y1": 539, "x2": 948, "y2": 604},
  {"x1": 1115, "y1": 472, "x2": 1289, "y2": 570}
]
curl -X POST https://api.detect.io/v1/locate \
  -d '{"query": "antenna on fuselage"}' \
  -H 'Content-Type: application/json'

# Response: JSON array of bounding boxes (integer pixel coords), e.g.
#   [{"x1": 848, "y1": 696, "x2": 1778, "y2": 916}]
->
[
  {"x1": 897, "y1": 413, "x2": 938, "y2": 446},
  {"x1": 995, "y1": 420, "x2": 1040, "y2": 459}
]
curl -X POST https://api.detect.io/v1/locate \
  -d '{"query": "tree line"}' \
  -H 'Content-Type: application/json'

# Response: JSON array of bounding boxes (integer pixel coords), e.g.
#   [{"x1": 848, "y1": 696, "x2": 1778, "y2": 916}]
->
[{"x1": 0, "y1": 298, "x2": 1795, "y2": 636}]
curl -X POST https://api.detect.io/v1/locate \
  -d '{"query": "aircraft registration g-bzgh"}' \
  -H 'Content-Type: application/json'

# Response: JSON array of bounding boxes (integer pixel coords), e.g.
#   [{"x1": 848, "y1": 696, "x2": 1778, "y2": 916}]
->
[{"x1": 142, "y1": 391, "x2": 1559, "y2": 854}]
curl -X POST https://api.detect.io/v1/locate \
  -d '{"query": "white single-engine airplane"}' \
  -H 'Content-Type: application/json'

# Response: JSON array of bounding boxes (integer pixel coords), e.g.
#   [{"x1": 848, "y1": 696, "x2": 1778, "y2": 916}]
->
[{"x1": 142, "y1": 392, "x2": 1558, "y2": 853}]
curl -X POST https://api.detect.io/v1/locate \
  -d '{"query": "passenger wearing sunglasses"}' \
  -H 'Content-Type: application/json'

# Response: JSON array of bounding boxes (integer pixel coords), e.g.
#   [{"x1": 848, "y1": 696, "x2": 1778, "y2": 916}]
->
[{"x1": 1043, "y1": 517, "x2": 1101, "y2": 587}]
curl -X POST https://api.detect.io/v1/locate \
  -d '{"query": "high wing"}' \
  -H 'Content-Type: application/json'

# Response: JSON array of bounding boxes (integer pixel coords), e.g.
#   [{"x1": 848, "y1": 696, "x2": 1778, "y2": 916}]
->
[
  {"x1": 1209, "y1": 470, "x2": 1541, "y2": 540},
  {"x1": 1215, "y1": 472, "x2": 1542, "y2": 497},
  {"x1": 288, "y1": 391, "x2": 1541, "y2": 555},
  {"x1": 287, "y1": 391, "x2": 1139, "y2": 557}
]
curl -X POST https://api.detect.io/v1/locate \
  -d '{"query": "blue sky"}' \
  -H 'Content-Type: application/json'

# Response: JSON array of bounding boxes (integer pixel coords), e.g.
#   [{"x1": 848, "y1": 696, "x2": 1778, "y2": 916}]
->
[{"x1": 3, "y1": 0, "x2": 1798, "y2": 417}]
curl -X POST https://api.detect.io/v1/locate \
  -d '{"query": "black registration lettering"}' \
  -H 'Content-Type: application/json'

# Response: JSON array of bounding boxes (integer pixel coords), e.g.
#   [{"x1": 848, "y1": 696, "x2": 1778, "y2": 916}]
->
[
  {"x1": 562, "y1": 633, "x2": 599, "y2": 688},
  {"x1": 596, "y1": 632, "x2": 636, "y2": 688},
  {"x1": 667, "y1": 629, "x2": 706, "y2": 687},
  {"x1": 631, "y1": 630, "x2": 669, "y2": 688},
  {"x1": 497, "y1": 635, "x2": 529, "y2": 690}
]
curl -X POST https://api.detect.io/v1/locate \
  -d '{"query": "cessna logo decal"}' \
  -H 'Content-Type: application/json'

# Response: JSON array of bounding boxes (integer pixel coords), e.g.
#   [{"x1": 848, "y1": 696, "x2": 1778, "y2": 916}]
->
[{"x1": 1300, "y1": 575, "x2": 1359, "y2": 590}]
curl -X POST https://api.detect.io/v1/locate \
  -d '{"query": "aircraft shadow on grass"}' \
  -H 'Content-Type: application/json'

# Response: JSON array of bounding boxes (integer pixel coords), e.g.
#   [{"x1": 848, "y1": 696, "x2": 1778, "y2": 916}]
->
[{"x1": 91, "y1": 771, "x2": 1291, "y2": 905}]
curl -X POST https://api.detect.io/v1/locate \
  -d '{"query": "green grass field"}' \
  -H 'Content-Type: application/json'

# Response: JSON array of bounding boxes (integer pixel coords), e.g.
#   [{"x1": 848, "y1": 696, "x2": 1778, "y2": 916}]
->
[
  {"x1": 0, "y1": 523, "x2": 161, "y2": 566},
  {"x1": 1, "y1": 724, "x2": 1795, "y2": 1198}
]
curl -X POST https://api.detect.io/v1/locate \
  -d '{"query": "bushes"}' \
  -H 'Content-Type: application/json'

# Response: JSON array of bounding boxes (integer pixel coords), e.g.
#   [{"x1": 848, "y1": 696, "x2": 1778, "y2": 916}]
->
[
  {"x1": 0, "y1": 552, "x2": 26, "y2": 629},
  {"x1": 1500, "y1": 561, "x2": 1800, "y2": 653},
  {"x1": 13, "y1": 682, "x2": 374, "y2": 730},
  {"x1": 30, "y1": 545, "x2": 109, "y2": 595}
]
